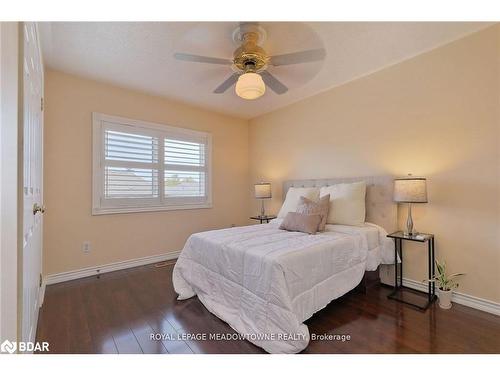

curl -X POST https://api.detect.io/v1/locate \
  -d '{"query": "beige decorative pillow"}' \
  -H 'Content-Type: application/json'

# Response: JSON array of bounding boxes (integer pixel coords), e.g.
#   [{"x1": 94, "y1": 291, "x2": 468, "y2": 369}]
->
[
  {"x1": 296, "y1": 194, "x2": 330, "y2": 232},
  {"x1": 320, "y1": 181, "x2": 366, "y2": 226},
  {"x1": 279, "y1": 212, "x2": 322, "y2": 235}
]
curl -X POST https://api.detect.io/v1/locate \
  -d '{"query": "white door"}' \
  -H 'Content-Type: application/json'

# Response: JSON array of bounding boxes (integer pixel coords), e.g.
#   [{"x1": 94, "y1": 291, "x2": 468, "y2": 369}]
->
[{"x1": 21, "y1": 22, "x2": 44, "y2": 344}]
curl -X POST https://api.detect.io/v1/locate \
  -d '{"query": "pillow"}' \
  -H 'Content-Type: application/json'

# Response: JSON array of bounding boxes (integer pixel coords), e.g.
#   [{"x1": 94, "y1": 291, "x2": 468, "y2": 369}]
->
[
  {"x1": 296, "y1": 194, "x2": 330, "y2": 232},
  {"x1": 279, "y1": 212, "x2": 322, "y2": 235},
  {"x1": 320, "y1": 181, "x2": 366, "y2": 226},
  {"x1": 277, "y1": 187, "x2": 320, "y2": 218}
]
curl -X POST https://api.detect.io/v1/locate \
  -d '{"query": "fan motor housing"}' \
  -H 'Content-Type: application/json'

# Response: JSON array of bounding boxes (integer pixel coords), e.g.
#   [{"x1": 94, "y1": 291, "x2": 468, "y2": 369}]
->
[
  {"x1": 232, "y1": 30, "x2": 269, "y2": 72},
  {"x1": 233, "y1": 52, "x2": 268, "y2": 72}
]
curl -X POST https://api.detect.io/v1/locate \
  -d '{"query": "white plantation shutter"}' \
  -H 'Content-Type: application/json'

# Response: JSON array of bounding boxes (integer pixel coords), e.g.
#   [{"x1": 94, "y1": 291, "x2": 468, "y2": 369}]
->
[
  {"x1": 104, "y1": 130, "x2": 160, "y2": 199},
  {"x1": 92, "y1": 113, "x2": 212, "y2": 214},
  {"x1": 105, "y1": 166, "x2": 159, "y2": 198},
  {"x1": 164, "y1": 139, "x2": 206, "y2": 198}
]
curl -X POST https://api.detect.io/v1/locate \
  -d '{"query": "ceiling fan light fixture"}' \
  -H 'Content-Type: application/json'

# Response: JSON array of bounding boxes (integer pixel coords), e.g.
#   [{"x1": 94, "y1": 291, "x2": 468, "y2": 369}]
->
[{"x1": 235, "y1": 72, "x2": 265, "y2": 100}]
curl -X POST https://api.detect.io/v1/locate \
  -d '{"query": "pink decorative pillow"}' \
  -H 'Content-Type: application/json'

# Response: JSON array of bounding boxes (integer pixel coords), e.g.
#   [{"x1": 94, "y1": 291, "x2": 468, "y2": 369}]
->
[
  {"x1": 279, "y1": 212, "x2": 322, "y2": 235},
  {"x1": 296, "y1": 194, "x2": 330, "y2": 231}
]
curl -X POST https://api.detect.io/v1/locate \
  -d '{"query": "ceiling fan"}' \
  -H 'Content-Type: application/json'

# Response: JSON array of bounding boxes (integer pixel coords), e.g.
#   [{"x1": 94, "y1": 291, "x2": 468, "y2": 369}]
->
[{"x1": 174, "y1": 23, "x2": 326, "y2": 100}]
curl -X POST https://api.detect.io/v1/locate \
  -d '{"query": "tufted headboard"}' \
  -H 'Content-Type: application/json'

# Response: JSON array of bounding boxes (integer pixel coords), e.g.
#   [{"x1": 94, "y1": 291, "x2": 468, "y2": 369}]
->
[{"x1": 283, "y1": 176, "x2": 397, "y2": 233}]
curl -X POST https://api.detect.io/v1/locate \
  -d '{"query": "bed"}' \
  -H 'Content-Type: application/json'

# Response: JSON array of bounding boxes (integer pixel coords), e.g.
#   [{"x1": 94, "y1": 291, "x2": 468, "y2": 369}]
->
[{"x1": 173, "y1": 176, "x2": 397, "y2": 353}]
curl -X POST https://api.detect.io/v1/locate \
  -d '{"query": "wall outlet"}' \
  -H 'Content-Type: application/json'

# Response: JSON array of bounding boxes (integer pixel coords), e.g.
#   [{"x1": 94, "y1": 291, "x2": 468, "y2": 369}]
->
[{"x1": 82, "y1": 241, "x2": 91, "y2": 253}]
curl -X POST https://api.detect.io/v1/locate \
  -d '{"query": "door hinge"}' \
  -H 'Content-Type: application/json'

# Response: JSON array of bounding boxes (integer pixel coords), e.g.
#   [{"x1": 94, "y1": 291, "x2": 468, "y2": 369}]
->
[
  {"x1": 39, "y1": 274, "x2": 42, "y2": 288},
  {"x1": 40, "y1": 97, "x2": 44, "y2": 112}
]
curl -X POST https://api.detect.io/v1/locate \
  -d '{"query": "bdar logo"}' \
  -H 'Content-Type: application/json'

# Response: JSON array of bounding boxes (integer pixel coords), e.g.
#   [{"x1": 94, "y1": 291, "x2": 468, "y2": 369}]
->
[
  {"x1": 1, "y1": 340, "x2": 17, "y2": 354},
  {"x1": 0, "y1": 339, "x2": 49, "y2": 353}
]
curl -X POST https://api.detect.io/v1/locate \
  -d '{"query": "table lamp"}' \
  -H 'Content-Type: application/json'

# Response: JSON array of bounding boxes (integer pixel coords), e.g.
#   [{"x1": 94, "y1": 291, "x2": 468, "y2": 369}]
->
[
  {"x1": 393, "y1": 175, "x2": 428, "y2": 236},
  {"x1": 254, "y1": 182, "x2": 272, "y2": 218}
]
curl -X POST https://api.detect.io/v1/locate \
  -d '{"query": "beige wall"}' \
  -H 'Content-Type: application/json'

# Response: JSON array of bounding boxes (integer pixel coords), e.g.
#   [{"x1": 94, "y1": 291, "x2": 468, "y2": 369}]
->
[
  {"x1": 43, "y1": 70, "x2": 249, "y2": 275},
  {"x1": 249, "y1": 26, "x2": 500, "y2": 302}
]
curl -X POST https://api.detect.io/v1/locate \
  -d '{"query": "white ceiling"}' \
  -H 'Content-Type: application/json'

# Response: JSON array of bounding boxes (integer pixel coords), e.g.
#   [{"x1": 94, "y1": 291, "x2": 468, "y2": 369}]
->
[{"x1": 39, "y1": 22, "x2": 492, "y2": 119}]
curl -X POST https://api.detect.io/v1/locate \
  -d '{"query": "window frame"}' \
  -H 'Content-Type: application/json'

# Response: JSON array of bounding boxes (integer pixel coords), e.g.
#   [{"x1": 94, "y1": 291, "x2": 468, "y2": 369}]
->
[{"x1": 92, "y1": 112, "x2": 212, "y2": 215}]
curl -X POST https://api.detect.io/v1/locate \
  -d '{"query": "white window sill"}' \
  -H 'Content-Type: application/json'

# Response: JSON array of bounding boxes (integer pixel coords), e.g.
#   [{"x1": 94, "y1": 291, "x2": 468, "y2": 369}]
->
[{"x1": 92, "y1": 203, "x2": 213, "y2": 216}]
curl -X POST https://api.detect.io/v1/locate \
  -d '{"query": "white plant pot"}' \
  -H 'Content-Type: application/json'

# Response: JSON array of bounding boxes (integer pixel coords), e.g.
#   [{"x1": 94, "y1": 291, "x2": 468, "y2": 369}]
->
[{"x1": 438, "y1": 289, "x2": 453, "y2": 309}]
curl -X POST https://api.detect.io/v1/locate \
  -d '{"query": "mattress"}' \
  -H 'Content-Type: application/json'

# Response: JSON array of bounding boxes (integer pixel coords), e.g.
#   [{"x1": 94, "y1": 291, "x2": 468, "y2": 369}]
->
[
  {"x1": 323, "y1": 222, "x2": 395, "y2": 271},
  {"x1": 271, "y1": 219, "x2": 395, "y2": 271},
  {"x1": 172, "y1": 221, "x2": 394, "y2": 353}
]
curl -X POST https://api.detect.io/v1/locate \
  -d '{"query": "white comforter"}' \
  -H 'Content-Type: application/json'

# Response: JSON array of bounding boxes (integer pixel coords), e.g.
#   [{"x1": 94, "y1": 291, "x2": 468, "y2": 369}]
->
[{"x1": 173, "y1": 222, "x2": 393, "y2": 354}]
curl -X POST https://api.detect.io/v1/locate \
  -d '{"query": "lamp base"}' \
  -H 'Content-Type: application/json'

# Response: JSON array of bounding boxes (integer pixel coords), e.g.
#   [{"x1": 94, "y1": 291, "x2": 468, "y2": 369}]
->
[{"x1": 405, "y1": 203, "x2": 415, "y2": 236}]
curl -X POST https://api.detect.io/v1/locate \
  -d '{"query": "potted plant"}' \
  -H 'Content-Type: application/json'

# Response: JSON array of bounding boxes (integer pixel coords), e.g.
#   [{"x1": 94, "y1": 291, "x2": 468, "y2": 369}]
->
[{"x1": 426, "y1": 260, "x2": 465, "y2": 309}]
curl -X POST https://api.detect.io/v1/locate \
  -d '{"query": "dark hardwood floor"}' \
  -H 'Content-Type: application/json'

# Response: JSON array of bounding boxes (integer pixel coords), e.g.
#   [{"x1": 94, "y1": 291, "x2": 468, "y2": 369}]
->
[{"x1": 36, "y1": 262, "x2": 500, "y2": 354}]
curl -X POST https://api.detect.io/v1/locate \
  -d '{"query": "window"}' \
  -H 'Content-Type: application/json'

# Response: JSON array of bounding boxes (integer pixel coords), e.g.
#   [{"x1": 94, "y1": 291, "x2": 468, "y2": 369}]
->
[{"x1": 92, "y1": 113, "x2": 212, "y2": 214}]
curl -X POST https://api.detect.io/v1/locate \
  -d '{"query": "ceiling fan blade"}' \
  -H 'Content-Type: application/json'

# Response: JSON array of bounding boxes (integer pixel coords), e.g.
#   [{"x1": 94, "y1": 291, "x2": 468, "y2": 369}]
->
[
  {"x1": 269, "y1": 48, "x2": 326, "y2": 66},
  {"x1": 174, "y1": 53, "x2": 232, "y2": 65},
  {"x1": 213, "y1": 73, "x2": 240, "y2": 94},
  {"x1": 260, "y1": 71, "x2": 288, "y2": 95}
]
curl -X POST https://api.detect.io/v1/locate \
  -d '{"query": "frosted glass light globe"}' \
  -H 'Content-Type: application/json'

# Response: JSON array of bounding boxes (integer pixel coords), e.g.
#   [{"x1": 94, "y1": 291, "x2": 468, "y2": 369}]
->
[{"x1": 235, "y1": 72, "x2": 265, "y2": 100}]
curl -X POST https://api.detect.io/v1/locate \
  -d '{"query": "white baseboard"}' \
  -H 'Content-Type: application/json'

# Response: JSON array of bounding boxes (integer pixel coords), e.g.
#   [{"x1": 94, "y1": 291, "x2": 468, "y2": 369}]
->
[
  {"x1": 402, "y1": 278, "x2": 500, "y2": 316},
  {"x1": 45, "y1": 251, "x2": 181, "y2": 286}
]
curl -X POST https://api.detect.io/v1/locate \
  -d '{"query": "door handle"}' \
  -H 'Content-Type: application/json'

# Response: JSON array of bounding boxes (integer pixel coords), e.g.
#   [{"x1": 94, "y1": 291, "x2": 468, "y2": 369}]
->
[{"x1": 33, "y1": 203, "x2": 46, "y2": 215}]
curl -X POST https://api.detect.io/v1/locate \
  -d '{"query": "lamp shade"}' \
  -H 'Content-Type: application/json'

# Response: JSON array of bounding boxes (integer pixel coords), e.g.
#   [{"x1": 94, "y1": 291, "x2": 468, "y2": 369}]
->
[
  {"x1": 393, "y1": 177, "x2": 428, "y2": 203},
  {"x1": 235, "y1": 72, "x2": 265, "y2": 100},
  {"x1": 254, "y1": 182, "x2": 272, "y2": 199}
]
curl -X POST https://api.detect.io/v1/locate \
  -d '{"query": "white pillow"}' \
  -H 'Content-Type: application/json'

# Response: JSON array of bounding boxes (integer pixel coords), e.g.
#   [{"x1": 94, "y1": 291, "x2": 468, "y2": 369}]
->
[
  {"x1": 277, "y1": 187, "x2": 320, "y2": 218},
  {"x1": 320, "y1": 181, "x2": 366, "y2": 226}
]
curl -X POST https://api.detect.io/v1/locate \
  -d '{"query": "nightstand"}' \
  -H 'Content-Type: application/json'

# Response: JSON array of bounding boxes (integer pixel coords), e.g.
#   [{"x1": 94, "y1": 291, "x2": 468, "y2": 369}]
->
[
  {"x1": 250, "y1": 215, "x2": 276, "y2": 224},
  {"x1": 386, "y1": 231, "x2": 436, "y2": 310}
]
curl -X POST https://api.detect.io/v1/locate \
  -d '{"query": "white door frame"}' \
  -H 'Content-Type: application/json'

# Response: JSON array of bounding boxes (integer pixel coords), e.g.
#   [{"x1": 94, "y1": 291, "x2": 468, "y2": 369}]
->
[{"x1": 0, "y1": 21, "x2": 20, "y2": 343}]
